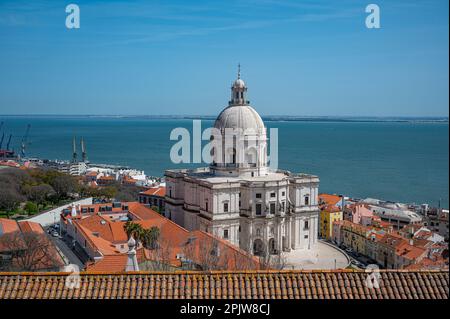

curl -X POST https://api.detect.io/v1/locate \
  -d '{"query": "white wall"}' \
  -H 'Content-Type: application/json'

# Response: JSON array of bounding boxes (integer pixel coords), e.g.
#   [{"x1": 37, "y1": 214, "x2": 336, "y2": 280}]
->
[{"x1": 25, "y1": 197, "x2": 93, "y2": 227}]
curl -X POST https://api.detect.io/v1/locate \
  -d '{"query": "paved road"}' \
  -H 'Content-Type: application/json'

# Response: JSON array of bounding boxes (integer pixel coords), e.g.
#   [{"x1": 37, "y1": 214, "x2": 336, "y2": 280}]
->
[{"x1": 48, "y1": 234, "x2": 84, "y2": 269}]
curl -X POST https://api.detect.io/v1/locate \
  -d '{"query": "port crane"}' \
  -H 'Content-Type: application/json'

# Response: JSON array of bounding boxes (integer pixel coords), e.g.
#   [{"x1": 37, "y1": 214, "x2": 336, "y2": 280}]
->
[
  {"x1": 20, "y1": 124, "x2": 31, "y2": 158},
  {"x1": 6, "y1": 134, "x2": 12, "y2": 150},
  {"x1": 0, "y1": 119, "x2": 14, "y2": 158}
]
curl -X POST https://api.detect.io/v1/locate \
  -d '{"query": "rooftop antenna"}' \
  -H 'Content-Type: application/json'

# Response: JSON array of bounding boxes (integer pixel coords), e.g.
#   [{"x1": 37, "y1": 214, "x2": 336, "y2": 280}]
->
[{"x1": 72, "y1": 136, "x2": 77, "y2": 163}]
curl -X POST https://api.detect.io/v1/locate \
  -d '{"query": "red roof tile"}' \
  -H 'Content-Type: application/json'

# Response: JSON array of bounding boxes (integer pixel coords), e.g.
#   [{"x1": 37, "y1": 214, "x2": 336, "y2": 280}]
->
[
  {"x1": 319, "y1": 194, "x2": 342, "y2": 206},
  {"x1": 140, "y1": 186, "x2": 166, "y2": 197},
  {"x1": 0, "y1": 270, "x2": 447, "y2": 299}
]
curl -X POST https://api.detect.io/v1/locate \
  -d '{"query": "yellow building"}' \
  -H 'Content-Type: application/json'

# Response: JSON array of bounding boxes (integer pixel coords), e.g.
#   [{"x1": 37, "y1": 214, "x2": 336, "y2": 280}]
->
[
  {"x1": 341, "y1": 221, "x2": 369, "y2": 255},
  {"x1": 320, "y1": 205, "x2": 343, "y2": 240}
]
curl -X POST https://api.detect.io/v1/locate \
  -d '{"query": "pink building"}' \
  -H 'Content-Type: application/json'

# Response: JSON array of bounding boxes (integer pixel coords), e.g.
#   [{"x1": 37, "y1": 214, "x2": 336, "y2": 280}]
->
[{"x1": 350, "y1": 204, "x2": 374, "y2": 226}]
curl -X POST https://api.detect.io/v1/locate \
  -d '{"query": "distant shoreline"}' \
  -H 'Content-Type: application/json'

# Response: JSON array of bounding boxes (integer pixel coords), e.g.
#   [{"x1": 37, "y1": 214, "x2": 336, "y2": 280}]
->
[{"x1": 1, "y1": 114, "x2": 448, "y2": 123}]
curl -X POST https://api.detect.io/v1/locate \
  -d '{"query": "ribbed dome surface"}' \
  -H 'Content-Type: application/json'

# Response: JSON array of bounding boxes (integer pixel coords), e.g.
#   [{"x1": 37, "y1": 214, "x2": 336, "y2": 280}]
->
[{"x1": 214, "y1": 105, "x2": 265, "y2": 131}]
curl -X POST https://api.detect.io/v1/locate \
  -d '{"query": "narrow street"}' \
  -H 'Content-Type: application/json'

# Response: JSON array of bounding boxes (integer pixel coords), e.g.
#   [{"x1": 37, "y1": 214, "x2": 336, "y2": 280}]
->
[{"x1": 48, "y1": 233, "x2": 84, "y2": 269}]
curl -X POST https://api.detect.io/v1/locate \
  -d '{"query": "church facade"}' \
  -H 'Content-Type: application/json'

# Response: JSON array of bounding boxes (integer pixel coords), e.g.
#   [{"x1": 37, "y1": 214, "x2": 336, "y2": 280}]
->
[{"x1": 164, "y1": 70, "x2": 319, "y2": 256}]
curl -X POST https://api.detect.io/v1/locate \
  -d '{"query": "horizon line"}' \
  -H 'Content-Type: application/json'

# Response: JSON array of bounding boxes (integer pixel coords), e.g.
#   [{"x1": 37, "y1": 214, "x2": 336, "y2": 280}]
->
[{"x1": 1, "y1": 114, "x2": 449, "y2": 119}]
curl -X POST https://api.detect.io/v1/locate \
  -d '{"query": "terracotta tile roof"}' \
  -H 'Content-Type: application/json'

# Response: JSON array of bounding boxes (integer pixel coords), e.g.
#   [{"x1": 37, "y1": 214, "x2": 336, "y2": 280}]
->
[
  {"x1": 0, "y1": 218, "x2": 20, "y2": 235},
  {"x1": 76, "y1": 215, "x2": 128, "y2": 243},
  {"x1": 0, "y1": 220, "x2": 47, "y2": 252},
  {"x1": 122, "y1": 176, "x2": 138, "y2": 184},
  {"x1": 396, "y1": 242, "x2": 426, "y2": 261},
  {"x1": 0, "y1": 219, "x2": 25, "y2": 252},
  {"x1": 0, "y1": 219, "x2": 65, "y2": 270},
  {"x1": 127, "y1": 202, "x2": 160, "y2": 220},
  {"x1": 18, "y1": 221, "x2": 45, "y2": 234},
  {"x1": 85, "y1": 255, "x2": 128, "y2": 272},
  {"x1": 71, "y1": 202, "x2": 258, "y2": 272},
  {"x1": 319, "y1": 194, "x2": 342, "y2": 206},
  {"x1": 322, "y1": 204, "x2": 341, "y2": 213},
  {"x1": 75, "y1": 223, "x2": 121, "y2": 256},
  {"x1": 0, "y1": 270, "x2": 447, "y2": 299},
  {"x1": 140, "y1": 186, "x2": 166, "y2": 197},
  {"x1": 379, "y1": 234, "x2": 406, "y2": 248},
  {"x1": 98, "y1": 175, "x2": 114, "y2": 180}
]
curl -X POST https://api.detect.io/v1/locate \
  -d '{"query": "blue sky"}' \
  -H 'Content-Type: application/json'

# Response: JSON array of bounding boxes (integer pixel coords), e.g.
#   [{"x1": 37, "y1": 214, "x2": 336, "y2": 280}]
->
[{"x1": 0, "y1": 0, "x2": 448, "y2": 116}]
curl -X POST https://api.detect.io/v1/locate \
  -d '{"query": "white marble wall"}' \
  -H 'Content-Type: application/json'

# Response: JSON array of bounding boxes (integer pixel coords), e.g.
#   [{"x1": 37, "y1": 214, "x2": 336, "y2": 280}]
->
[{"x1": 165, "y1": 171, "x2": 320, "y2": 255}]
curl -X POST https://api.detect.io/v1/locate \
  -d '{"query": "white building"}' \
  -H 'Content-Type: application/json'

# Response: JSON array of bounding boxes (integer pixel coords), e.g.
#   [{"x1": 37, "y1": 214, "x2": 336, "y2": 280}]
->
[
  {"x1": 361, "y1": 198, "x2": 423, "y2": 229},
  {"x1": 165, "y1": 70, "x2": 320, "y2": 257}
]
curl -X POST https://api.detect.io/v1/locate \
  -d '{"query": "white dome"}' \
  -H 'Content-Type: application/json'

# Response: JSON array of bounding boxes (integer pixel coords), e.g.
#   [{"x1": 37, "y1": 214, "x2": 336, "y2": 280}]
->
[
  {"x1": 233, "y1": 78, "x2": 245, "y2": 88},
  {"x1": 214, "y1": 105, "x2": 265, "y2": 132}
]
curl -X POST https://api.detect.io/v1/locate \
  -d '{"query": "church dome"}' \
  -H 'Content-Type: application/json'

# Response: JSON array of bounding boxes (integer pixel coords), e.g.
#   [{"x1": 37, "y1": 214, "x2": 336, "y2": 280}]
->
[
  {"x1": 213, "y1": 65, "x2": 265, "y2": 132},
  {"x1": 210, "y1": 65, "x2": 268, "y2": 178},
  {"x1": 214, "y1": 105, "x2": 265, "y2": 132}
]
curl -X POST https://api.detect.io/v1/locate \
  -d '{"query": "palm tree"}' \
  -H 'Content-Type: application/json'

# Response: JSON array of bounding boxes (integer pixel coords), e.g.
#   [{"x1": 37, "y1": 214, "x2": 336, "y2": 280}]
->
[
  {"x1": 142, "y1": 227, "x2": 160, "y2": 250},
  {"x1": 123, "y1": 222, "x2": 160, "y2": 249},
  {"x1": 124, "y1": 222, "x2": 143, "y2": 240}
]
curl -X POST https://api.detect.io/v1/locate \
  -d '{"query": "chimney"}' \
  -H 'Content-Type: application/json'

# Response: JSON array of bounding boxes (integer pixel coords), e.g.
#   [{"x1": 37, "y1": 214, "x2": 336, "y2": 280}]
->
[
  {"x1": 71, "y1": 205, "x2": 77, "y2": 217},
  {"x1": 125, "y1": 236, "x2": 139, "y2": 272}
]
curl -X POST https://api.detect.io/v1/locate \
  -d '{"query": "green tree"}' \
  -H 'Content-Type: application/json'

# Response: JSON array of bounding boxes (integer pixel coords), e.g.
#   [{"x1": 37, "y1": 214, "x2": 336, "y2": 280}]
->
[
  {"x1": 123, "y1": 222, "x2": 160, "y2": 250},
  {"x1": 101, "y1": 186, "x2": 118, "y2": 200},
  {"x1": 142, "y1": 227, "x2": 160, "y2": 250},
  {"x1": 50, "y1": 175, "x2": 76, "y2": 199},
  {"x1": 0, "y1": 188, "x2": 25, "y2": 218},
  {"x1": 24, "y1": 184, "x2": 55, "y2": 210},
  {"x1": 24, "y1": 201, "x2": 38, "y2": 215},
  {"x1": 123, "y1": 222, "x2": 143, "y2": 240}
]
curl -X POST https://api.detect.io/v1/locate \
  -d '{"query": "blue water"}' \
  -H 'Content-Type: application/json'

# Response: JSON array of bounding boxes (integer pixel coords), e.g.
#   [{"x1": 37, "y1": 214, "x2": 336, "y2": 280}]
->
[{"x1": 1, "y1": 117, "x2": 448, "y2": 208}]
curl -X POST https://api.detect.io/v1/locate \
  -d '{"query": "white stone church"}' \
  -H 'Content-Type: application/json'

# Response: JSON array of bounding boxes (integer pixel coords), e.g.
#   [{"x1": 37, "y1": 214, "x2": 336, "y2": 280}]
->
[{"x1": 165, "y1": 69, "x2": 319, "y2": 257}]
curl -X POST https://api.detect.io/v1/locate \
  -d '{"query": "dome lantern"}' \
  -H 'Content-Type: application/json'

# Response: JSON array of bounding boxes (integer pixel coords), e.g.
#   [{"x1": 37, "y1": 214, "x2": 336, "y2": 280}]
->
[{"x1": 229, "y1": 64, "x2": 249, "y2": 106}]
